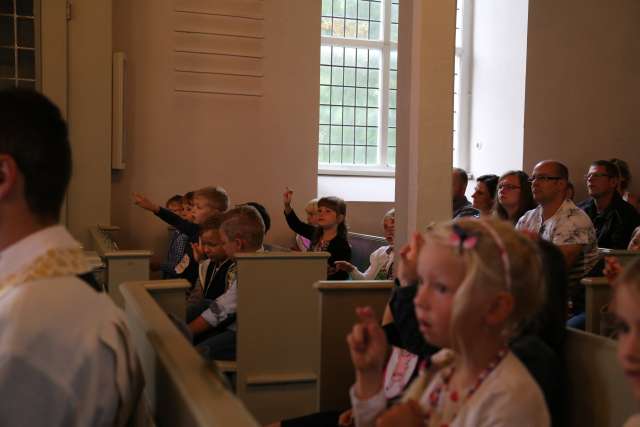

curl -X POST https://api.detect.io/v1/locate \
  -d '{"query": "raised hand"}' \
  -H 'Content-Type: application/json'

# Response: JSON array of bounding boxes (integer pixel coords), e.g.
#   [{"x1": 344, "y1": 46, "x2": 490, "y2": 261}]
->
[
  {"x1": 132, "y1": 192, "x2": 159, "y2": 213},
  {"x1": 375, "y1": 400, "x2": 425, "y2": 427},
  {"x1": 396, "y1": 232, "x2": 425, "y2": 286},
  {"x1": 283, "y1": 187, "x2": 294, "y2": 213},
  {"x1": 347, "y1": 306, "x2": 388, "y2": 399},
  {"x1": 337, "y1": 408, "x2": 353, "y2": 427}
]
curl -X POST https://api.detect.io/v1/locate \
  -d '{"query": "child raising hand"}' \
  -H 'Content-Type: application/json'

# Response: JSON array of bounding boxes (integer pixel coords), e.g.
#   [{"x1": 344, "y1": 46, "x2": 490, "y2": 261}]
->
[{"x1": 283, "y1": 188, "x2": 351, "y2": 280}]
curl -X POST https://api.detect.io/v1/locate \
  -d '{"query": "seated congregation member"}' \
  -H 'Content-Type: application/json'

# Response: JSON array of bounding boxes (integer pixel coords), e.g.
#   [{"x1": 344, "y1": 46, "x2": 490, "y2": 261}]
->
[
  {"x1": 630, "y1": 226, "x2": 640, "y2": 251},
  {"x1": 283, "y1": 188, "x2": 351, "y2": 280},
  {"x1": 609, "y1": 259, "x2": 640, "y2": 427},
  {"x1": 186, "y1": 215, "x2": 235, "y2": 321},
  {"x1": 578, "y1": 160, "x2": 640, "y2": 249},
  {"x1": 335, "y1": 209, "x2": 395, "y2": 280},
  {"x1": 495, "y1": 170, "x2": 536, "y2": 225},
  {"x1": 0, "y1": 89, "x2": 142, "y2": 424},
  {"x1": 611, "y1": 157, "x2": 640, "y2": 213},
  {"x1": 188, "y1": 205, "x2": 265, "y2": 361},
  {"x1": 471, "y1": 174, "x2": 498, "y2": 217},
  {"x1": 182, "y1": 190, "x2": 195, "y2": 221},
  {"x1": 348, "y1": 218, "x2": 549, "y2": 427},
  {"x1": 294, "y1": 198, "x2": 319, "y2": 251},
  {"x1": 452, "y1": 167, "x2": 480, "y2": 218},
  {"x1": 133, "y1": 186, "x2": 229, "y2": 285},
  {"x1": 152, "y1": 194, "x2": 190, "y2": 279},
  {"x1": 516, "y1": 160, "x2": 598, "y2": 329}
]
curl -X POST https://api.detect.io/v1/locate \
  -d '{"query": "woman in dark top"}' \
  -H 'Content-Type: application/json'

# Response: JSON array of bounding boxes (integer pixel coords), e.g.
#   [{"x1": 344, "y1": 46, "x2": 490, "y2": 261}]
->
[
  {"x1": 283, "y1": 188, "x2": 351, "y2": 280},
  {"x1": 495, "y1": 170, "x2": 537, "y2": 225}
]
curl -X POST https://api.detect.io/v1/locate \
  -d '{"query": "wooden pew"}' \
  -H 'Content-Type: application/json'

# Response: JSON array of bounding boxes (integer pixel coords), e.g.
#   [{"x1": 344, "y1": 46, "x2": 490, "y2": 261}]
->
[
  {"x1": 348, "y1": 232, "x2": 388, "y2": 272},
  {"x1": 582, "y1": 250, "x2": 640, "y2": 334},
  {"x1": 90, "y1": 225, "x2": 152, "y2": 307},
  {"x1": 314, "y1": 281, "x2": 394, "y2": 412},
  {"x1": 234, "y1": 251, "x2": 330, "y2": 424},
  {"x1": 120, "y1": 279, "x2": 259, "y2": 427},
  {"x1": 565, "y1": 328, "x2": 636, "y2": 427}
]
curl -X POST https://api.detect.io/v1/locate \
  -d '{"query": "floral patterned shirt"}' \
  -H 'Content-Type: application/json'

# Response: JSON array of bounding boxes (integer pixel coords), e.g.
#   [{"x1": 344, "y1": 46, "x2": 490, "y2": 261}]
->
[{"x1": 516, "y1": 199, "x2": 598, "y2": 283}]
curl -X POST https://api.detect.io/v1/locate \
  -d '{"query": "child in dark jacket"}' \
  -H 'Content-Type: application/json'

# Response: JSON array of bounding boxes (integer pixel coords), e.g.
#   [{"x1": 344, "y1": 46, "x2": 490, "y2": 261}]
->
[{"x1": 283, "y1": 188, "x2": 351, "y2": 280}]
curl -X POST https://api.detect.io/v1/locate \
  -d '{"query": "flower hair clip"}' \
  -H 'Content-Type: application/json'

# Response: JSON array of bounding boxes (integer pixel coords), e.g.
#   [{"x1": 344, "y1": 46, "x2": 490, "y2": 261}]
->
[{"x1": 450, "y1": 224, "x2": 478, "y2": 254}]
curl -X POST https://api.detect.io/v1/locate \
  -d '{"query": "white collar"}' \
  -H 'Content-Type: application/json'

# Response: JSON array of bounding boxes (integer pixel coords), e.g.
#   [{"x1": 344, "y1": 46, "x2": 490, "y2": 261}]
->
[{"x1": 0, "y1": 225, "x2": 86, "y2": 284}]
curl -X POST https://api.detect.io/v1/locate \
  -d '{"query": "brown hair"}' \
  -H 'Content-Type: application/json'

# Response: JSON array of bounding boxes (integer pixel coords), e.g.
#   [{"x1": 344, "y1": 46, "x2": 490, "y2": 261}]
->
[
  {"x1": 315, "y1": 196, "x2": 348, "y2": 242},
  {"x1": 220, "y1": 205, "x2": 265, "y2": 250},
  {"x1": 495, "y1": 170, "x2": 536, "y2": 224},
  {"x1": 198, "y1": 213, "x2": 223, "y2": 236},
  {"x1": 194, "y1": 186, "x2": 230, "y2": 212}
]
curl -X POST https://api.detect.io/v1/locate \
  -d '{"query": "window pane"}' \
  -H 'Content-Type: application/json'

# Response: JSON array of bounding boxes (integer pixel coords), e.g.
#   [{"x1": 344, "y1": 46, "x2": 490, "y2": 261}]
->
[
  {"x1": 332, "y1": 46, "x2": 344, "y2": 66},
  {"x1": 322, "y1": 0, "x2": 333, "y2": 16},
  {"x1": 387, "y1": 147, "x2": 396, "y2": 167},
  {"x1": 369, "y1": 50, "x2": 380, "y2": 68},
  {"x1": 367, "y1": 89, "x2": 378, "y2": 107},
  {"x1": 330, "y1": 144, "x2": 342, "y2": 163},
  {"x1": 390, "y1": 50, "x2": 398, "y2": 70},
  {"x1": 355, "y1": 107, "x2": 366, "y2": 126},
  {"x1": 0, "y1": 47, "x2": 15, "y2": 78},
  {"x1": 389, "y1": 70, "x2": 397, "y2": 89},
  {"x1": 389, "y1": 89, "x2": 396, "y2": 108},
  {"x1": 366, "y1": 147, "x2": 378, "y2": 164},
  {"x1": 344, "y1": 47, "x2": 356, "y2": 67},
  {"x1": 320, "y1": 45, "x2": 332, "y2": 65},
  {"x1": 319, "y1": 145, "x2": 330, "y2": 163},
  {"x1": 356, "y1": 21, "x2": 369, "y2": 39},
  {"x1": 356, "y1": 48, "x2": 368, "y2": 67},
  {"x1": 331, "y1": 106, "x2": 343, "y2": 124},
  {"x1": 367, "y1": 108, "x2": 378, "y2": 126},
  {"x1": 320, "y1": 105, "x2": 331, "y2": 124},
  {"x1": 331, "y1": 86, "x2": 344, "y2": 105},
  {"x1": 320, "y1": 85, "x2": 331, "y2": 104},
  {"x1": 355, "y1": 146, "x2": 366, "y2": 164},
  {"x1": 343, "y1": 67, "x2": 355, "y2": 86},
  {"x1": 342, "y1": 146, "x2": 354, "y2": 163},
  {"x1": 357, "y1": 1, "x2": 369, "y2": 19},
  {"x1": 345, "y1": 19, "x2": 357, "y2": 38},
  {"x1": 331, "y1": 66, "x2": 343, "y2": 85},
  {"x1": 1, "y1": 16, "x2": 14, "y2": 46},
  {"x1": 332, "y1": 18, "x2": 345, "y2": 37},
  {"x1": 387, "y1": 127, "x2": 396, "y2": 147},
  {"x1": 368, "y1": 69, "x2": 379, "y2": 88},
  {"x1": 333, "y1": 0, "x2": 345, "y2": 17},
  {"x1": 391, "y1": 24, "x2": 398, "y2": 43},
  {"x1": 356, "y1": 68, "x2": 368, "y2": 87},
  {"x1": 343, "y1": 86, "x2": 355, "y2": 105},
  {"x1": 345, "y1": 0, "x2": 358, "y2": 18},
  {"x1": 17, "y1": 18, "x2": 34, "y2": 48},
  {"x1": 343, "y1": 125, "x2": 355, "y2": 142},
  {"x1": 319, "y1": 125, "x2": 330, "y2": 144},
  {"x1": 369, "y1": 22, "x2": 380, "y2": 40},
  {"x1": 0, "y1": 78, "x2": 15, "y2": 89},
  {"x1": 355, "y1": 127, "x2": 366, "y2": 145},
  {"x1": 367, "y1": 127, "x2": 378, "y2": 145},
  {"x1": 16, "y1": 0, "x2": 33, "y2": 16},
  {"x1": 355, "y1": 87, "x2": 367, "y2": 106},
  {"x1": 343, "y1": 107, "x2": 355, "y2": 125},
  {"x1": 388, "y1": 108, "x2": 396, "y2": 127},
  {"x1": 320, "y1": 65, "x2": 331, "y2": 84},
  {"x1": 370, "y1": 1, "x2": 381, "y2": 20},
  {"x1": 331, "y1": 126, "x2": 343, "y2": 143},
  {"x1": 321, "y1": 17, "x2": 333, "y2": 36},
  {"x1": 0, "y1": 0, "x2": 14, "y2": 14}
]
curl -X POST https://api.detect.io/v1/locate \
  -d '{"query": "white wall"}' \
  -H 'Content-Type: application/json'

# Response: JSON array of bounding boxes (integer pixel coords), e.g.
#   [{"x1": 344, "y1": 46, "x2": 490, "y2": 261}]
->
[{"x1": 468, "y1": 0, "x2": 529, "y2": 178}]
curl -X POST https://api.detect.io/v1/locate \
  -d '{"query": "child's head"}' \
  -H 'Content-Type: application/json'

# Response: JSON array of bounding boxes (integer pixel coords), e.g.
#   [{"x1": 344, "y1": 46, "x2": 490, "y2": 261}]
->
[
  {"x1": 198, "y1": 214, "x2": 226, "y2": 263},
  {"x1": 316, "y1": 196, "x2": 347, "y2": 236},
  {"x1": 613, "y1": 259, "x2": 640, "y2": 401},
  {"x1": 219, "y1": 205, "x2": 266, "y2": 258},
  {"x1": 166, "y1": 194, "x2": 183, "y2": 216},
  {"x1": 382, "y1": 208, "x2": 395, "y2": 245},
  {"x1": 192, "y1": 186, "x2": 230, "y2": 224},
  {"x1": 182, "y1": 191, "x2": 195, "y2": 221},
  {"x1": 243, "y1": 202, "x2": 271, "y2": 234},
  {"x1": 414, "y1": 218, "x2": 545, "y2": 352},
  {"x1": 305, "y1": 198, "x2": 319, "y2": 226}
]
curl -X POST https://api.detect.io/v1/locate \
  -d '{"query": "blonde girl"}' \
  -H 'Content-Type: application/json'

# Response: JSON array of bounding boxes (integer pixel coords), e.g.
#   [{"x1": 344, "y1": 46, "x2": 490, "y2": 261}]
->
[{"x1": 347, "y1": 218, "x2": 549, "y2": 426}]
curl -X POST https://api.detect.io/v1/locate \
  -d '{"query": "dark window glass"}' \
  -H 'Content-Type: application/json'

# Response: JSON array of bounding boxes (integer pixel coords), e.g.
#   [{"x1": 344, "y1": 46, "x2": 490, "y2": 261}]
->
[
  {"x1": 16, "y1": 0, "x2": 33, "y2": 16},
  {"x1": 0, "y1": 0, "x2": 14, "y2": 14},
  {"x1": 0, "y1": 16, "x2": 14, "y2": 46},
  {"x1": 17, "y1": 48, "x2": 34, "y2": 78},
  {"x1": 0, "y1": 47, "x2": 15, "y2": 78},
  {"x1": 17, "y1": 17, "x2": 34, "y2": 47}
]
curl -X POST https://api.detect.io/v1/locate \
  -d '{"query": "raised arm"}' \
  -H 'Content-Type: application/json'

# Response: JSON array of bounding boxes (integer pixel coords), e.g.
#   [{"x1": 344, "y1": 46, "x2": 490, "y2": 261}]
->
[{"x1": 283, "y1": 188, "x2": 316, "y2": 239}]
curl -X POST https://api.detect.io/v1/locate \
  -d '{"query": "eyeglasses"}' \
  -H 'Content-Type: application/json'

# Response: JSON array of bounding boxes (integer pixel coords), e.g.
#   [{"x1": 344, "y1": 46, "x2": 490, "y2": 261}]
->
[
  {"x1": 528, "y1": 175, "x2": 563, "y2": 183},
  {"x1": 584, "y1": 173, "x2": 611, "y2": 181},
  {"x1": 498, "y1": 184, "x2": 521, "y2": 191}
]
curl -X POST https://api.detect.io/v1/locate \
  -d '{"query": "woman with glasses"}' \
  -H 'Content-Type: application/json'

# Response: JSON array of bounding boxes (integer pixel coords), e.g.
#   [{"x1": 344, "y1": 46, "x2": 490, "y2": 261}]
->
[{"x1": 495, "y1": 171, "x2": 537, "y2": 225}]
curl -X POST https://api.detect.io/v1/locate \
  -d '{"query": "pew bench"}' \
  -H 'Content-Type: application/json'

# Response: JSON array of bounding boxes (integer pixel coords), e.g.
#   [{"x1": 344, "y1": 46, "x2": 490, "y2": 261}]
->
[
  {"x1": 348, "y1": 232, "x2": 388, "y2": 273},
  {"x1": 565, "y1": 328, "x2": 636, "y2": 427},
  {"x1": 120, "y1": 279, "x2": 259, "y2": 427}
]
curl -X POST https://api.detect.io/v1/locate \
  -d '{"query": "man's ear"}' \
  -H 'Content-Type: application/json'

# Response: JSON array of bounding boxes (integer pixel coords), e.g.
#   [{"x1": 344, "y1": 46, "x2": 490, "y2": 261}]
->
[
  {"x1": 0, "y1": 154, "x2": 18, "y2": 200},
  {"x1": 485, "y1": 292, "x2": 514, "y2": 327}
]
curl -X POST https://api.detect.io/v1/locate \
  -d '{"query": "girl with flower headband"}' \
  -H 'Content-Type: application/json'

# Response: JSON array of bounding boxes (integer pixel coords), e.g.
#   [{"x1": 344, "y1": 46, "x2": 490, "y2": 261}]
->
[{"x1": 347, "y1": 218, "x2": 550, "y2": 426}]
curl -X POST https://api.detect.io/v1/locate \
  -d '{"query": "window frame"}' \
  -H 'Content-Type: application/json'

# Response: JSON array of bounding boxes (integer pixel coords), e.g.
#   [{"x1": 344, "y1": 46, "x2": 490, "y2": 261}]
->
[{"x1": 318, "y1": 0, "x2": 397, "y2": 177}]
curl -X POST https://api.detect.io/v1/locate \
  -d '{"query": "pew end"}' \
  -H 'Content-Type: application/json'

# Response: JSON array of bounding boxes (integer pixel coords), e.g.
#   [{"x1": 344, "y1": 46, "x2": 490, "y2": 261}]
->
[
  {"x1": 120, "y1": 279, "x2": 259, "y2": 427},
  {"x1": 565, "y1": 328, "x2": 637, "y2": 427},
  {"x1": 314, "y1": 280, "x2": 394, "y2": 412}
]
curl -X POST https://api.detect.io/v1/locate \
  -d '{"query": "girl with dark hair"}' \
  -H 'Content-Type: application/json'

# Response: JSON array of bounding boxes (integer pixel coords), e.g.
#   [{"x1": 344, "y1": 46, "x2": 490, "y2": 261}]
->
[
  {"x1": 472, "y1": 174, "x2": 499, "y2": 217},
  {"x1": 496, "y1": 171, "x2": 537, "y2": 225},
  {"x1": 283, "y1": 188, "x2": 351, "y2": 280}
]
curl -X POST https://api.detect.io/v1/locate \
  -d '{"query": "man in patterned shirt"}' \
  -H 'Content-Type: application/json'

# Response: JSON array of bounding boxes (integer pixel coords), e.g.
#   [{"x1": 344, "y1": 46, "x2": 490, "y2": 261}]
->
[{"x1": 516, "y1": 160, "x2": 598, "y2": 329}]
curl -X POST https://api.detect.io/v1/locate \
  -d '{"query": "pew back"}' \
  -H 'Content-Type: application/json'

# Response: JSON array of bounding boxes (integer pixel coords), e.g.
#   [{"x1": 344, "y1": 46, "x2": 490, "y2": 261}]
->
[
  {"x1": 348, "y1": 232, "x2": 388, "y2": 272},
  {"x1": 234, "y1": 251, "x2": 330, "y2": 424},
  {"x1": 565, "y1": 328, "x2": 636, "y2": 427},
  {"x1": 90, "y1": 225, "x2": 152, "y2": 307},
  {"x1": 598, "y1": 248, "x2": 640, "y2": 267},
  {"x1": 314, "y1": 281, "x2": 394, "y2": 411},
  {"x1": 120, "y1": 280, "x2": 259, "y2": 427}
]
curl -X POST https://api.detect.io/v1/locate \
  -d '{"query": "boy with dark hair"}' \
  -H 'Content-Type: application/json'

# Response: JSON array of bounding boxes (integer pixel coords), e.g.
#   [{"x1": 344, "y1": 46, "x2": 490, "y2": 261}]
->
[
  {"x1": 152, "y1": 194, "x2": 191, "y2": 279},
  {"x1": 0, "y1": 88, "x2": 141, "y2": 424},
  {"x1": 133, "y1": 186, "x2": 230, "y2": 284},
  {"x1": 188, "y1": 205, "x2": 265, "y2": 360}
]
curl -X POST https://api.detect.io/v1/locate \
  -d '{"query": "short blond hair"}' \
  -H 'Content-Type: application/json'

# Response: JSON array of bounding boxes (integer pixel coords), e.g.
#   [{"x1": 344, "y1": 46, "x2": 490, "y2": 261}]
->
[
  {"x1": 423, "y1": 218, "x2": 545, "y2": 349},
  {"x1": 220, "y1": 205, "x2": 265, "y2": 250},
  {"x1": 194, "y1": 186, "x2": 229, "y2": 212}
]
